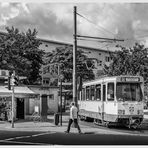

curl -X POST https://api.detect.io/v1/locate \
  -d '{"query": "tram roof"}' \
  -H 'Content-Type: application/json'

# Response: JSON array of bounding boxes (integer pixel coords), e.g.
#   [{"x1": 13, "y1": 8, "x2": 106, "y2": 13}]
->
[{"x1": 83, "y1": 75, "x2": 143, "y2": 86}]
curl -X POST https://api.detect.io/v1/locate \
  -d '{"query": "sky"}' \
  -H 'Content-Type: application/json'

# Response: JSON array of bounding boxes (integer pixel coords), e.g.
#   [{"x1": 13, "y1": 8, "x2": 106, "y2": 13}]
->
[{"x1": 0, "y1": 1, "x2": 148, "y2": 51}]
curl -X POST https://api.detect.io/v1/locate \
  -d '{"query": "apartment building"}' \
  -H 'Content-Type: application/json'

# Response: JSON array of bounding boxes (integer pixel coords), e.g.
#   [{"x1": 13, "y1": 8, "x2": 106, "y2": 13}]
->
[{"x1": 39, "y1": 38, "x2": 113, "y2": 85}]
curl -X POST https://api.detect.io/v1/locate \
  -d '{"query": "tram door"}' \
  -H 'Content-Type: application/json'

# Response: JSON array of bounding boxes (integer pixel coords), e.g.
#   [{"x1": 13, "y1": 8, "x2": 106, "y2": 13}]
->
[{"x1": 102, "y1": 84, "x2": 106, "y2": 121}]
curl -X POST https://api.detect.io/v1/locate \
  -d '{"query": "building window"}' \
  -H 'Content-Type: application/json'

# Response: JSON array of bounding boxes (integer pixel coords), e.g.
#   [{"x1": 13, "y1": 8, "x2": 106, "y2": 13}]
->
[
  {"x1": 105, "y1": 56, "x2": 110, "y2": 62},
  {"x1": 48, "y1": 94, "x2": 54, "y2": 100},
  {"x1": 43, "y1": 79, "x2": 49, "y2": 85},
  {"x1": 45, "y1": 44, "x2": 48, "y2": 47},
  {"x1": 98, "y1": 53, "x2": 101, "y2": 55},
  {"x1": 1, "y1": 71, "x2": 6, "y2": 76},
  {"x1": 97, "y1": 60, "x2": 102, "y2": 66}
]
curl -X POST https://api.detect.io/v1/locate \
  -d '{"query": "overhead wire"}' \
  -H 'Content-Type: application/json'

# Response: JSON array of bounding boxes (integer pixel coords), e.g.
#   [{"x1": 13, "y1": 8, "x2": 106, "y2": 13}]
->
[
  {"x1": 125, "y1": 35, "x2": 148, "y2": 41},
  {"x1": 77, "y1": 38, "x2": 113, "y2": 43},
  {"x1": 76, "y1": 11, "x2": 124, "y2": 52},
  {"x1": 76, "y1": 12, "x2": 116, "y2": 38}
]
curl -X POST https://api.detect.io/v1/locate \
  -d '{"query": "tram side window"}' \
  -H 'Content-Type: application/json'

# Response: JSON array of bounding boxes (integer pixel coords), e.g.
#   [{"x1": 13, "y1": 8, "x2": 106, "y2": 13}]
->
[
  {"x1": 86, "y1": 86, "x2": 90, "y2": 101},
  {"x1": 96, "y1": 84, "x2": 101, "y2": 101},
  {"x1": 107, "y1": 83, "x2": 114, "y2": 101},
  {"x1": 82, "y1": 88, "x2": 85, "y2": 101},
  {"x1": 91, "y1": 85, "x2": 95, "y2": 100}
]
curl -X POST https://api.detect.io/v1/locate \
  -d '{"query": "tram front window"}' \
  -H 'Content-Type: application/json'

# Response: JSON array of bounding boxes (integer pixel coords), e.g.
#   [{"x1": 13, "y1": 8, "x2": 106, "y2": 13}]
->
[{"x1": 116, "y1": 83, "x2": 143, "y2": 101}]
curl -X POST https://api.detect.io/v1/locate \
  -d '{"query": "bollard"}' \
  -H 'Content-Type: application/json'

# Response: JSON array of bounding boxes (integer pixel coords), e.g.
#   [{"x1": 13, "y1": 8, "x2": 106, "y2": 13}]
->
[{"x1": 54, "y1": 113, "x2": 59, "y2": 125}]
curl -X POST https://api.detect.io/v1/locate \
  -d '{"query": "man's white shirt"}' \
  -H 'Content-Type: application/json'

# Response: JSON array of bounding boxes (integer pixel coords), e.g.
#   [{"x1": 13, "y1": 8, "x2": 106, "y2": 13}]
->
[{"x1": 70, "y1": 106, "x2": 78, "y2": 119}]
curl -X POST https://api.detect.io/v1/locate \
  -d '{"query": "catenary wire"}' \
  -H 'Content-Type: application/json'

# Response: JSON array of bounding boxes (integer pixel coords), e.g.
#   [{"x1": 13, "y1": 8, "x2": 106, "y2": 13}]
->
[{"x1": 77, "y1": 12, "x2": 116, "y2": 37}]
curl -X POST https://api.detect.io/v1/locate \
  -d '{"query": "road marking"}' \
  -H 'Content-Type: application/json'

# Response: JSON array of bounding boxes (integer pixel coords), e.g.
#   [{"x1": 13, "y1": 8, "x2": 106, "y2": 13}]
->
[
  {"x1": 0, "y1": 140, "x2": 48, "y2": 145},
  {"x1": 31, "y1": 132, "x2": 56, "y2": 137},
  {"x1": 4, "y1": 132, "x2": 56, "y2": 141}
]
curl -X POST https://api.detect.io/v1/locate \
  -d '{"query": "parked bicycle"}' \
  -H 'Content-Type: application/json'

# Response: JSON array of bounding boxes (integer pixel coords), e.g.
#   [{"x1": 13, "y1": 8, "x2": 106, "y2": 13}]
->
[{"x1": 31, "y1": 112, "x2": 42, "y2": 122}]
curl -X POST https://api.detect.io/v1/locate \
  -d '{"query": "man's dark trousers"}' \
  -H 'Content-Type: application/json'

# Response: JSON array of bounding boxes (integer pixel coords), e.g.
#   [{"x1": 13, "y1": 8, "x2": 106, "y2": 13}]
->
[{"x1": 67, "y1": 119, "x2": 81, "y2": 132}]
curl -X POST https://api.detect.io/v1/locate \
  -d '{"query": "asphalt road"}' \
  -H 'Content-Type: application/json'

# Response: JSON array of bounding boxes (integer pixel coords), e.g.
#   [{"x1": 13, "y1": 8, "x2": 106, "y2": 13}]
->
[
  {"x1": 0, "y1": 130, "x2": 148, "y2": 145},
  {"x1": 0, "y1": 119, "x2": 148, "y2": 145},
  {"x1": 0, "y1": 114, "x2": 148, "y2": 145}
]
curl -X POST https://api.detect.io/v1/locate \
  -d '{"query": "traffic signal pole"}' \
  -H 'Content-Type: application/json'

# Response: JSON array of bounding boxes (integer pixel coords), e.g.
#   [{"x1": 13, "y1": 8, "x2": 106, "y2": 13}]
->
[{"x1": 73, "y1": 6, "x2": 78, "y2": 107}]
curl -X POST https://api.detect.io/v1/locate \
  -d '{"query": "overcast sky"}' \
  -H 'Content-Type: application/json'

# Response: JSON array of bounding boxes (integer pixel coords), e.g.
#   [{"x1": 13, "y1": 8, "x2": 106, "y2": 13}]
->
[{"x1": 0, "y1": 1, "x2": 148, "y2": 50}]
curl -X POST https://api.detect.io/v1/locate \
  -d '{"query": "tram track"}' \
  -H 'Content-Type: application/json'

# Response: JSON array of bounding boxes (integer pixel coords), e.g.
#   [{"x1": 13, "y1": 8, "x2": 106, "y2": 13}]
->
[{"x1": 79, "y1": 120, "x2": 148, "y2": 136}]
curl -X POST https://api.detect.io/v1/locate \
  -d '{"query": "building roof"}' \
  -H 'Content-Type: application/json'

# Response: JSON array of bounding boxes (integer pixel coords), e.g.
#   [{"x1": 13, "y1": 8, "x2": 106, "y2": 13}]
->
[
  {"x1": 38, "y1": 37, "x2": 113, "y2": 53},
  {"x1": 0, "y1": 86, "x2": 38, "y2": 98},
  {"x1": 0, "y1": 31, "x2": 113, "y2": 53}
]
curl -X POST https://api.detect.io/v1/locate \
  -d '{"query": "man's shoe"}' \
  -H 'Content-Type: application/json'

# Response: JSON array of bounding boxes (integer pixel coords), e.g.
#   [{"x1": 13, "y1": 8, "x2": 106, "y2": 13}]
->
[{"x1": 65, "y1": 131, "x2": 69, "y2": 133}]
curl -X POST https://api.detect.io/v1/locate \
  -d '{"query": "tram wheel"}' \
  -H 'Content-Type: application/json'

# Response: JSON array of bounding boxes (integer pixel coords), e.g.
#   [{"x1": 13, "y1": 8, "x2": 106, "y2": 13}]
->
[
  {"x1": 104, "y1": 121, "x2": 115, "y2": 128},
  {"x1": 94, "y1": 119, "x2": 104, "y2": 126}
]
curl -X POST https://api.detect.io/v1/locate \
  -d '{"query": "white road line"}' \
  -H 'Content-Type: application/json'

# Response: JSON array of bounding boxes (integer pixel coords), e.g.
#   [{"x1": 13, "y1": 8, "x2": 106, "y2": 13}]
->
[
  {"x1": 3, "y1": 132, "x2": 56, "y2": 141},
  {"x1": 31, "y1": 132, "x2": 56, "y2": 137},
  {"x1": 0, "y1": 140, "x2": 47, "y2": 145}
]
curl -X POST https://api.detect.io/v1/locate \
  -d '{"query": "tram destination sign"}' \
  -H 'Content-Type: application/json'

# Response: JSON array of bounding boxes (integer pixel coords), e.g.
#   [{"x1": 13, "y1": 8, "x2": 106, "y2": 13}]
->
[{"x1": 121, "y1": 77, "x2": 140, "y2": 82}]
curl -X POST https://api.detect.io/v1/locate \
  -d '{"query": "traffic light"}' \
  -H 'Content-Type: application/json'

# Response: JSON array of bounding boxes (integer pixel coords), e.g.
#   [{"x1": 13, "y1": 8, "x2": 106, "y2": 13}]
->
[
  {"x1": 14, "y1": 76, "x2": 19, "y2": 86},
  {"x1": 8, "y1": 71, "x2": 13, "y2": 90},
  {"x1": 8, "y1": 76, "x2": 11, "y2": 90},
  {"x1": 11, "y1": 74, "x2": 19, "y2": 86}
]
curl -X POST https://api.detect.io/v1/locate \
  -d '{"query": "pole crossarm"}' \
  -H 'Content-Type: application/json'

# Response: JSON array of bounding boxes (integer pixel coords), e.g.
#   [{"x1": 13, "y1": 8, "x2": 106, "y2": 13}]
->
[{"x1": 76, "y1": 34, "x2": 124, "y2": 42}]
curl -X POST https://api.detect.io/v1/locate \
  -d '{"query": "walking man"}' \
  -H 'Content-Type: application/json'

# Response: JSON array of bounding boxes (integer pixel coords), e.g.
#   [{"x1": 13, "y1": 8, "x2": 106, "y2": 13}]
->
[{"x1": 65, "y1": 102, "x2": 82, "y2": 134}]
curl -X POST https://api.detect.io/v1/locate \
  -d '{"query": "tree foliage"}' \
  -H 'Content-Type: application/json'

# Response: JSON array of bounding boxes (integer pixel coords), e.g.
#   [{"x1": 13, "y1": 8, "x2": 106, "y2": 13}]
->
[
  {"x1": 104, "y1": 43, "x2": 148, "y2": 83},
  {"x1": 0, "y1": 26, "x2": 45, "y2": 84},
  {"x1": 44, "y1": 46, "x2": 95, "y2": 83}
]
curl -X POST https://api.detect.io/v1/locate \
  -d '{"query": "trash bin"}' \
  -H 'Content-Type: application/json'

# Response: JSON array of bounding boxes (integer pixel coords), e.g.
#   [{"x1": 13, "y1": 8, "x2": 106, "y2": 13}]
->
[{"x1": 54, "y1": 113, "x2": 59, "y2": 125}]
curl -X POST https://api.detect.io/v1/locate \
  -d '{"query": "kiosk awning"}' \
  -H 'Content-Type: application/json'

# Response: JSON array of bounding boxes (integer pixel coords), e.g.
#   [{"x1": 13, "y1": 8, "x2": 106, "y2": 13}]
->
[{"x1": 0, "y1": 86, "x2": 39, "y2": 98}]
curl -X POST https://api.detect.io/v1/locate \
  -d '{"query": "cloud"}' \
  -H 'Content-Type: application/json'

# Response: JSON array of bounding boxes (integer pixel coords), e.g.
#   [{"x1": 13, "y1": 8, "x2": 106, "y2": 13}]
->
[{"x1": 0, "y1": 2, "x2": 148, "y2": 48}]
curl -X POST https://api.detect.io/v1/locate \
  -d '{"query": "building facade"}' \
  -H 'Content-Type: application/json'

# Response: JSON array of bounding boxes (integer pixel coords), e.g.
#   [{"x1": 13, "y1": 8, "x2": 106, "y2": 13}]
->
[
  {"x1": 0, "y1": 32, "x2": 114, "y2": 118},
  {"x1": 0, "y1": 69, "x2": 59, "y2": 121},
  {"x1": 39, "y1": 38, "x2": 113, "y2": 85}
]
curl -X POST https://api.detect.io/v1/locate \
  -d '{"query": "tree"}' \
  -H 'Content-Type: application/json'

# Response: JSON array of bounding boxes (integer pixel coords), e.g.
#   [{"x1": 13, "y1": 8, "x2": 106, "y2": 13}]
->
[
  {"x1": 44, "y1": 45, "x2": 95, "y2": 83},
  {"x1": 104, "y1": 43, "x2": 148, "y2": 83},
  {"x1": 0, "y1": 26, "x2": 45, "y2": 84}
]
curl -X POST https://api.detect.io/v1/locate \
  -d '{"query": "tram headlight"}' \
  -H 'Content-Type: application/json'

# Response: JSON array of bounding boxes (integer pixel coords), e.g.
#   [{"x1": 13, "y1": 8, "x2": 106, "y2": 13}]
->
[
  {"x1": 137, "y1": 110, "x2": 143, "y2": 115},
  {"x1": 118, "y1": 110, "x2": 125, "y2": 115}
]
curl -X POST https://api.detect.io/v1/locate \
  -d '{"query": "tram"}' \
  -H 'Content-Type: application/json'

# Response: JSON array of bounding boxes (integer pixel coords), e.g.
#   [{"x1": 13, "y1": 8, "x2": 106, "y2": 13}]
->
[{"x1": 78, "y1": 75, "x2": 144, "y2": 129}]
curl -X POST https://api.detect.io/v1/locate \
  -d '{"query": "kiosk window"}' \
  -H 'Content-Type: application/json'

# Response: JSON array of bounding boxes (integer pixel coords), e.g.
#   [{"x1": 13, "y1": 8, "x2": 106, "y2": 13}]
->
[{"x1": 107, "y1": 83, "x2": 114, "y2": 101}]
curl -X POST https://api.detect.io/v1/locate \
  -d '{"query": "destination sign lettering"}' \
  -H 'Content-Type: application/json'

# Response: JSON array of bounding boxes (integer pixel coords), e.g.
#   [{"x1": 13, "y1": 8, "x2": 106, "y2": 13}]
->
[{"x1": 121, "y1": 77, "x2": 140, "y2": 82}]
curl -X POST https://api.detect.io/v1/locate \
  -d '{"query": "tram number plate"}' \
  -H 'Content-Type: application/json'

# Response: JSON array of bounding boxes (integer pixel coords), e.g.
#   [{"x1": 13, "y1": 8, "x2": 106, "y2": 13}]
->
[{"x1": 129, "y1": 106, "x2": 134, "y2": 114}]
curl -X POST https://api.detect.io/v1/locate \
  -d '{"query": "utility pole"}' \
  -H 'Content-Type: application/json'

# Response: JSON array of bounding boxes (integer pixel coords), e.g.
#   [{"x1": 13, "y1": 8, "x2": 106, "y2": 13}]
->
[
  {"x1": 72, "y1": 6, "x2": 124, "y2": 108},
  {"x1": 11, "y1": 71, "x2": 15, "y2": 128},
  {"x1": 73, "y1": 6, "x2": 77, "y2": 107}
]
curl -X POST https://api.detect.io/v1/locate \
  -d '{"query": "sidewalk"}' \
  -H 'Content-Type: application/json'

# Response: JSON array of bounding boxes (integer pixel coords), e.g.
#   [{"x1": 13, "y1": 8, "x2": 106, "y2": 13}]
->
[{"x1": 0, "y1": 114, "x2": 148, "y2": 135}]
